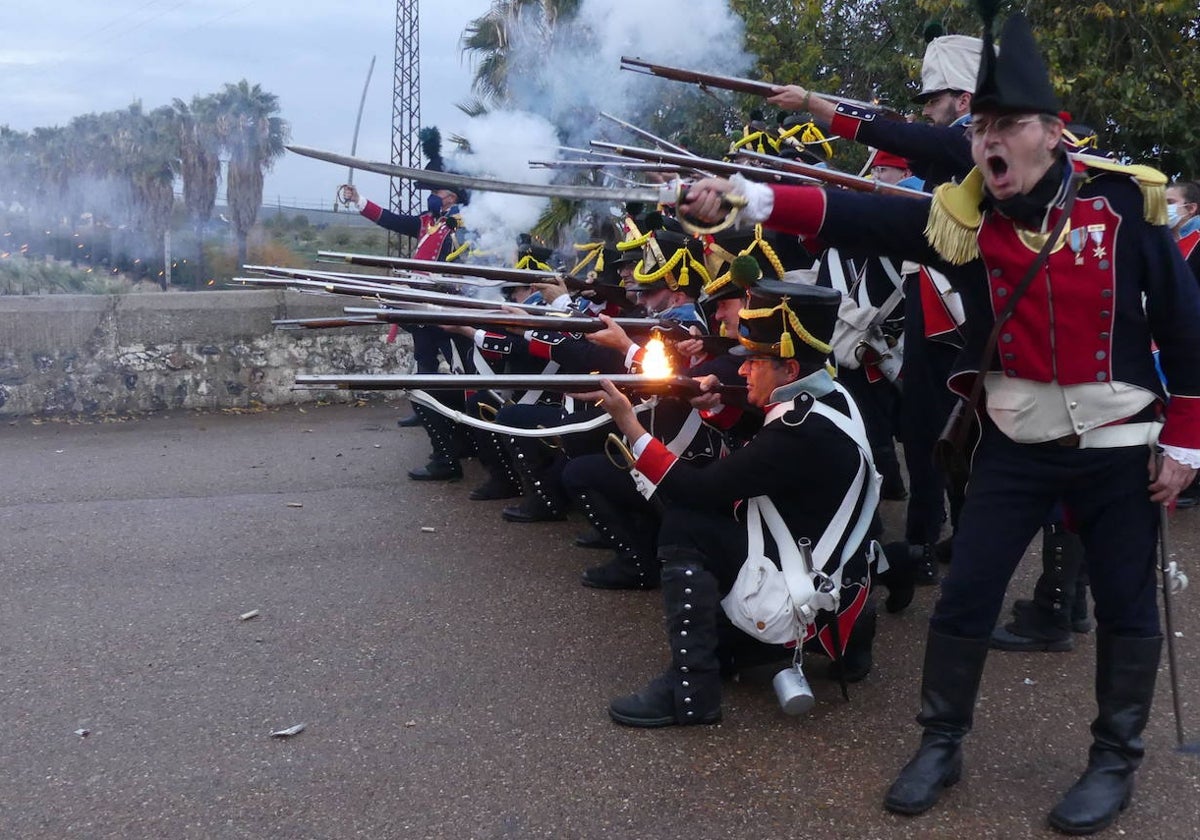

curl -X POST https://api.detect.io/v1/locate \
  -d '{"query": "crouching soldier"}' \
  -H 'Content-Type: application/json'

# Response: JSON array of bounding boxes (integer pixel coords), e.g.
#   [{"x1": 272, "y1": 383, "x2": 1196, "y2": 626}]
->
[{"x1": 579, "y1": 280, "x2": 880, "y2": 726}]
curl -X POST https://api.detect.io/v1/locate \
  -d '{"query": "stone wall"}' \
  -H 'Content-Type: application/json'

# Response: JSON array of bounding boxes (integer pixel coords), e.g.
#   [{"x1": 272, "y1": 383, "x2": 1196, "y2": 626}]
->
[{"x1": 0, "y1": 290, "x2": 412, "y2": 418}]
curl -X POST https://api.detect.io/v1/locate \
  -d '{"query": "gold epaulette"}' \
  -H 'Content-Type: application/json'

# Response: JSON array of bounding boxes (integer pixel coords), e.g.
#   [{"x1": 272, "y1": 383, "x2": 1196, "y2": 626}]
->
[
  {"x1": 925, "y1": 168, "x2": 984, "y2": 265},
  {"x1": 1071, "y1": 153, "x2": 1168, "y2": 226}
]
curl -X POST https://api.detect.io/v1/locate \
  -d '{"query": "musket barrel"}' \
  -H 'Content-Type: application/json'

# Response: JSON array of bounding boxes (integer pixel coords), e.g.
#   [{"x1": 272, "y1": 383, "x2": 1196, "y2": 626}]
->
[
  {"x1": 293, "y1": 373, "x2": 746, "y2": 402},
  {"x1": 735, "y1": 150, "x2": 931, "y2": 198},
  {"x1": 318, "y1": 251, "x2": 551, "y2": 285}
]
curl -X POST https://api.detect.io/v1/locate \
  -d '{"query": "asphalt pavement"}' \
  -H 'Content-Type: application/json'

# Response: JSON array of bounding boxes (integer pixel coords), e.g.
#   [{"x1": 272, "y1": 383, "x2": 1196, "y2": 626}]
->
[{"x1": 1, "y1": 402, "x2": 1197, "y2": 839}]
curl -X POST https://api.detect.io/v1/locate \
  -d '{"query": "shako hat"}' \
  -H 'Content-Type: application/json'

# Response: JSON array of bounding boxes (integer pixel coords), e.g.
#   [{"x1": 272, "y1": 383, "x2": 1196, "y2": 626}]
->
[
  {"x1": 971, "y1": 6, "x2": 1060, "y2": 117},
  {"x1": 870, "y1": 149, "x2": 911, "y2": 171},
  {"x1": 700, "y1": 254, "x2": 761, "y2": 305},
  {"x1": 914, "y1": 34, "x2": 986, "y2": 103},
  {"x1": 633, "y1": 226, "x2": 708, "y2": 297},
  {"x1": 731, "y1": 279, "x2": 841, "y2": 365}
]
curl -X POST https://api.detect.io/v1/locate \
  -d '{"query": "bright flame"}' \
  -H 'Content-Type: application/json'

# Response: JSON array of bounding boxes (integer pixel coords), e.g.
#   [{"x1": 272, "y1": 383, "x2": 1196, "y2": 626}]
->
[{"x1": 642, "y1": 337, "x2": 673, "y2": 378}]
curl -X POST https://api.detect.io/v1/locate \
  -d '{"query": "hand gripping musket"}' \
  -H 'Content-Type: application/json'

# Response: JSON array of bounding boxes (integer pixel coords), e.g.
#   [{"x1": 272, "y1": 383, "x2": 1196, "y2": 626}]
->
[
  {"x1": 293, "y1": 372, "x2": 748, "y2": 406},
  {"x1": 619, "y1": 56, "x2": 903, "y2": 121},
  {"x1": 286, "y1": 145, "x2": 747, "y2": 234},
  {"x1": 339, "y1": 305, "x2": 739, "y2": 357}
]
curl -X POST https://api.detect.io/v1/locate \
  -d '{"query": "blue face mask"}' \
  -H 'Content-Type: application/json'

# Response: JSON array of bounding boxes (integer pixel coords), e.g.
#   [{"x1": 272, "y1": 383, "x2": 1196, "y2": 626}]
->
[
  {"x1": 1167, "y1": 204, "x2": 1180, "y2": 227},
  {"x1": 426, "y1": 194, "x2": 444, "y2": 215}
]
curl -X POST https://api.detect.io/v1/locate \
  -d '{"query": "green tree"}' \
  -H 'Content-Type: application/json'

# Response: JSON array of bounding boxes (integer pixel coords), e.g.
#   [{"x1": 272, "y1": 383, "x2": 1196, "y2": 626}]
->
[
  {"x1": 173, "y1": 94, "x2": 222, "y2": 287},
  {"x1": 214, "y1": 80, "x2": 289, "y2": 269}
]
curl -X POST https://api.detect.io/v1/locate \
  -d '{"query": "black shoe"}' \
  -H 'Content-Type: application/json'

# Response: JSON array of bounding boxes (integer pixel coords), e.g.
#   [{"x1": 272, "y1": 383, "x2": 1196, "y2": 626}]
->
[
  {"x1": 407, "y1": 460, "x2": 462, "y2": 481},
  {"x1": 397, "y1": 413, "x2": 423, "y2": 428},
  {"x1": 501, "y1": 501, "x2": 566, "y2": 523},
  {"x1": 990, "y1": 624, "x2": 1074, "y2": 652},
  {"x1": 574, "y1": 529, "x2": 613, "y2": 550},
  {"x1": 468, "y1": 475, "x2": 522, "y2": 501},
  {"x1": 826, "y1": 602, "x2": 875, "y2": 683},
  {"x1": 608, "y1": 674, "x2": 721, "y2": 728},
  {"x1": 581, "y1": 559, "x2": 659, "y2": 591}
]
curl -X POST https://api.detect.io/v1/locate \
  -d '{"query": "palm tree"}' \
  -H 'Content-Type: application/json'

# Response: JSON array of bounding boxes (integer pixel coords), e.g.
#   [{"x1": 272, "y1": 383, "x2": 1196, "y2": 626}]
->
[
  {"x1": 172, "y1": 94, "x2": 222, "y2": 287},
  {"x1": 214, "y1": 80, "x2": 289, "y2": 269},
  {"x1": 460, "y1": 0, "x2": 581, "y2": 105}
]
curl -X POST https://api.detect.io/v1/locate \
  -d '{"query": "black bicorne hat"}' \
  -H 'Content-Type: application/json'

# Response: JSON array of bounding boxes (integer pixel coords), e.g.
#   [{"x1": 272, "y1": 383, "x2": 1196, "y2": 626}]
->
[
  {"x1": 730, "y1": 279, "x2": 841, "y2": 365},
  {"x1": 700, "y1": 254, "x2": 760, "y2": 305},
  {"x1": 971, "y1": 8, "x2": 1059, "y2": 117},
  {"x1": 634, "y1": 227, "x2": 707, "y2": 297}
]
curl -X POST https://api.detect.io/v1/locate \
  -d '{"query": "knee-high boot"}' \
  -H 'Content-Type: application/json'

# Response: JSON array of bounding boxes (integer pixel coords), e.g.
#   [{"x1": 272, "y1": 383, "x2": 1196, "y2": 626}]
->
[
  {"x1": 575, "y1": 488, "x2": 659, "y2": 590},
  {"x1": 1047, "y1": 632, "x2": 1162, "y2": 835},
  {"x1": 608, "y1": 552, "x2": 722, "y2": 727},
  {"x1": 406, "y1": 403, "x2": 463, "y2": 481},
  {"x1": 884, "y1": 630, "x2": 990, "y2": 815}
]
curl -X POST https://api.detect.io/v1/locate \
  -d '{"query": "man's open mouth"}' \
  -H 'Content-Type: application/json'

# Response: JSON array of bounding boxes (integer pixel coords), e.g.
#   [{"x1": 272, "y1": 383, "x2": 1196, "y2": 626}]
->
[{"x1": 987, "y1": 155, "x2": 1009, "y2": 177}]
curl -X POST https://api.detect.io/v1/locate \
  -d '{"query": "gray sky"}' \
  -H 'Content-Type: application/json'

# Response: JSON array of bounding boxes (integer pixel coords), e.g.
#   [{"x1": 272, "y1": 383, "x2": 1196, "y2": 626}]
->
[{"x1": 3, "y1": 0, "x2": 495, "y2": 210}]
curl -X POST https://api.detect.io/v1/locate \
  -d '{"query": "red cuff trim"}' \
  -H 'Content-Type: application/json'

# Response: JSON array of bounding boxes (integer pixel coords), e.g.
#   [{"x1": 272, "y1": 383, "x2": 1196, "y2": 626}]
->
[
  {"x1": 629, "y1": 346, "x2": 646, "y2": 372},
  {"x1": 527, "y1": 339, "x2": 552, "y2": 361},
  {"x1": 361, "y1": 200, "x2": 384, "y2": 223},
  {"x1": 829, "y1": 112, "x2": 863, "y2": 142},
  {"x1": 635, "y1": 438, "x2": 678, "y2": 484},
  {"x1": 700, "y1": 404, "x2": 741, "y2": 430},
  {"x1": 1160, "y1": 394, "x2": 1200, "y2": 449},
  {"x1": 767, "y1": 186, "x2": 827, "y2": 237}
]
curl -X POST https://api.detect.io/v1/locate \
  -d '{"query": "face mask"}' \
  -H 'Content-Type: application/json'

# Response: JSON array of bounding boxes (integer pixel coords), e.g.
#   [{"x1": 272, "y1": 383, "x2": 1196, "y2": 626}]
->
[
  {"x1": 426, "y1": 194, "x2": 444, "y2": 215},
  {"x1": 1167, "y1": 204, "x2": 1180, "y2": 227}
]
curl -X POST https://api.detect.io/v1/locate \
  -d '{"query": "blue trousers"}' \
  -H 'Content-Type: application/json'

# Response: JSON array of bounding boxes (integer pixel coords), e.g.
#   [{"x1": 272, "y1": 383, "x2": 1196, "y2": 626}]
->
[{"x1": 933, "y1": 421, "x2": 1160, "y2": 639}]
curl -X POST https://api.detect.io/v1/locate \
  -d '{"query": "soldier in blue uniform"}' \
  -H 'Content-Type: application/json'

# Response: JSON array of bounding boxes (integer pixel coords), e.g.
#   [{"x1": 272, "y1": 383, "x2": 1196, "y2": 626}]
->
[
  {"x1": 681, "y1": 11, "x2": 1200, "y2": 834},
  {"x1": 578, "y1": 279, "x2": 879, "y2": 727}
]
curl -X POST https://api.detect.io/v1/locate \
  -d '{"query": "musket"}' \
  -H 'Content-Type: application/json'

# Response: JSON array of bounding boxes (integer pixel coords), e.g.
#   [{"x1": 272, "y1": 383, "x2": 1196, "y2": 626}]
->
[
  {"x1": 234, "y1": 275, "x2": 547, "y2": 313},
  {"x1": 293, "y1": 372, "x2": 748, "y2": 404},
  {"x1": 287, "y1": 145, "x2": 749, "y2": 234},
  {"x1": 598, "y1": 111, "x2": 699, "y2": 157},
  {"x1": 588, "y1": 141, "x2": 822, "y2": 185},
  {"x1": 735, "y1": 150, "x2": 931, "y2": 198},
  {"x1": 273, "y1": 316, "x2": 384, "y2": 330},
  {"x1": 340, "y1": 305, "x2": 739, "y2": 356},
  {"x1": 619, "y1": 56, "x2": 903, "y2": 120},
  {"x1": 243, "y1": 264, "x2": 473, "y2": 290},
  {"x1": 318, "y1": 251, "x2": 562, "y2": 284},
  {"x1": 529, "y1": 159, "x2": 686, "y2": 173}
]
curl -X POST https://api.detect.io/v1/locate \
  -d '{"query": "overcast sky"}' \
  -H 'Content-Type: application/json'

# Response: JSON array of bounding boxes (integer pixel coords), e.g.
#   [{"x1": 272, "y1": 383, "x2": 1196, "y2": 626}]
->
[{"x1": 3, "y1": 0, "x2": 495, "y2": 210}]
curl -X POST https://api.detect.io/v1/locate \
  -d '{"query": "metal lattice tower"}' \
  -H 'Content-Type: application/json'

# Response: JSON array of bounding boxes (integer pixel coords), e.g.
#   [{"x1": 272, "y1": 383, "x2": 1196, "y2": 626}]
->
[{"x1": 390, "y1": 0, "x2": 420, "y2": 256}]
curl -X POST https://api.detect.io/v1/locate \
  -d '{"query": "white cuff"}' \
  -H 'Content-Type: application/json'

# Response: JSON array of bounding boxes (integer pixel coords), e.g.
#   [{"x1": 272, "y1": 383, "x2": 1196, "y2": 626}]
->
[
  {"x1": 624, "y1": 343, "x2": 642, "y2": 371},
  {"x1": 729, "y1": 173, "x2": 775, "y2": 225},
  {"x1": 354, "y1": 196, "x2": 368, "y2": 212},
  {"x1": 631, "y1": 432, "x2": 654, "y2": 458},
  {"x1": 1162, "y1": 444, "x2": 1200, "y2": 469},
  {"x1": 472, "y1": 329, "x2": 487, "y2": 348},
  {"x1": 550, "y1": 294, "x2": 572, "y2": 311}
]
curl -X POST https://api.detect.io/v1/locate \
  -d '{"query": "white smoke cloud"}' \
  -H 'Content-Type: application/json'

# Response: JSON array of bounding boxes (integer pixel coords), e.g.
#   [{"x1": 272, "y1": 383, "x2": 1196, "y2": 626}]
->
[
  {"x1": 450, "y1": 110, "x2": 561, "y2": 264},
  {"x1": 446, "y1": 0, "x2": 753, "y2": 260}
]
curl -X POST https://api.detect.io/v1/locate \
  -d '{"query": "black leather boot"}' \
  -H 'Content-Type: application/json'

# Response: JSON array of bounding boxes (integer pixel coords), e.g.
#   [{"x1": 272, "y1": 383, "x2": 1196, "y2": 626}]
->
[
  {"x1": 609, "y1": 554, "x2": 722, "y2": 727},
  {"x1": 406, "y1": 404, "x2": 463, "y2": 481},
  {"x1": 468, "y1": 430, "x2": 523, "y2": 500},
  {"x1": 1071, "y1": 571, "x2": 1094, "y2": 634},
  {"x1": 992, "y1": 524, "x2": 1081, "y2": 652},
  {"x1": 576, "y1": 489, "x2": 659, "y2": 590},
  {"x1": 884, "y1": 630, "x2": 990, "y2": 815},
  {"x1": 501, "y1": 437, "x2": 567, "y2": 522},
  {"x1": 1047, "y1": 633, "x2": 1162, "y2": 835}
]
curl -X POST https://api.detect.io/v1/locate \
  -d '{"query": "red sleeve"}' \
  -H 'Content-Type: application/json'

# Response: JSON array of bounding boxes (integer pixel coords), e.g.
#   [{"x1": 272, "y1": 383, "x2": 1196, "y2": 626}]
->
[
  {"x1": 766, "y1": 186, "x2": 828, "y2": 238},
  {"x1": 829, "y1": 111, "x2": 866, "y2": 142},
  {"x1": 1160, "y1": 394, "x2": 1200, "y2": 450},
  {"x1": 635, "y1": 438, "x2": 679, "y2": 484},
  {"x1": 700, "y1": 403, "x2": 742, "y2": 430},
  {"x1": 361, "y1": 200, "x2": 384, "y2": 223}
]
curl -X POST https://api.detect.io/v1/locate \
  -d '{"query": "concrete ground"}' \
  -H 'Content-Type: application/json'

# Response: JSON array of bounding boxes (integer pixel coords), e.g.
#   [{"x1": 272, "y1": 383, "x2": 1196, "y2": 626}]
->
[{"x1": 1, "y1": 402, "x2": 1197, "y2": 840}]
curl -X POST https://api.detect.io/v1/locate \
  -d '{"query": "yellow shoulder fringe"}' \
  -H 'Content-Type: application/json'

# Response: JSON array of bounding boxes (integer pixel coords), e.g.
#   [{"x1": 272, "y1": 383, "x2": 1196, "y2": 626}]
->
[{"x1": 923, "y1": 157, "x2": 1169, "y2": 266}]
